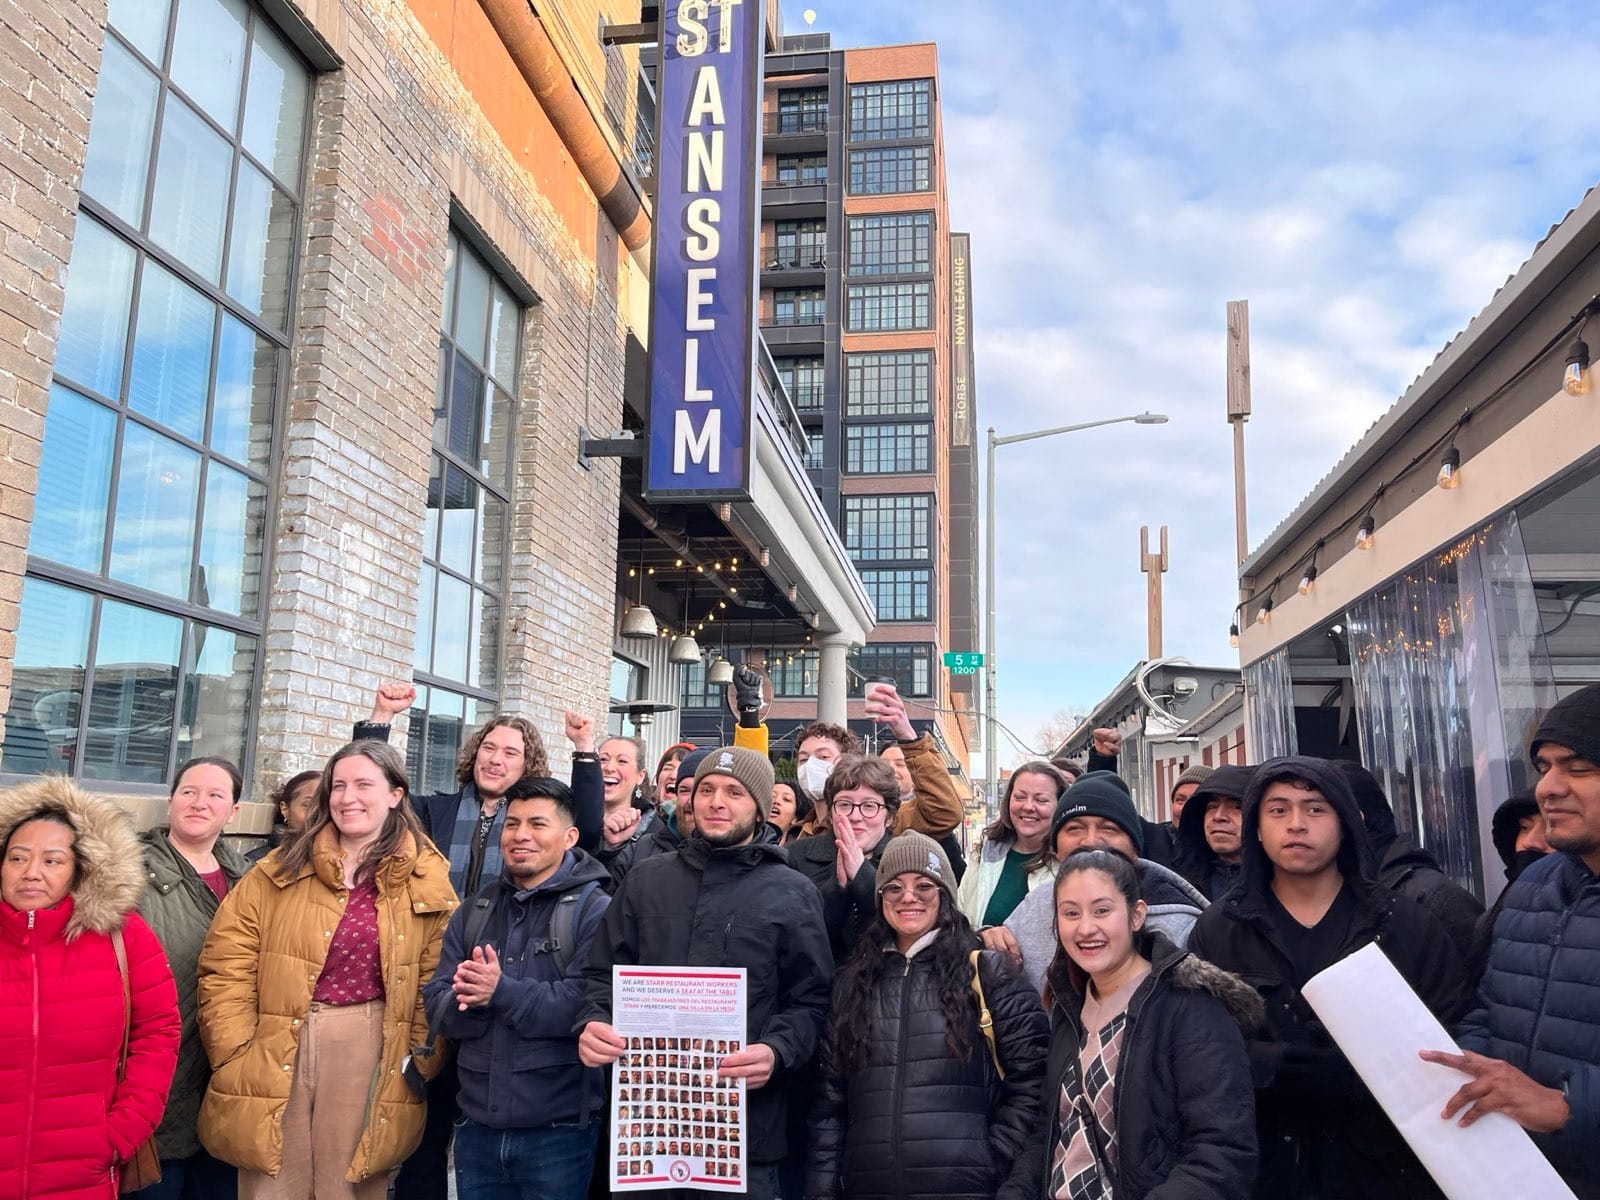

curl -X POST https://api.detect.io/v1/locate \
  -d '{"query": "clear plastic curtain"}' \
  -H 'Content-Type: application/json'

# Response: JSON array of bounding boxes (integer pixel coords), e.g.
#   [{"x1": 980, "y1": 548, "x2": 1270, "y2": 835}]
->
[
  {"x1": 1243, "y1": 646, "x2": 1297, "y2": 760},
  {"x1": 1347, "y1": 514, "x2": 1556, "y2": 896}
]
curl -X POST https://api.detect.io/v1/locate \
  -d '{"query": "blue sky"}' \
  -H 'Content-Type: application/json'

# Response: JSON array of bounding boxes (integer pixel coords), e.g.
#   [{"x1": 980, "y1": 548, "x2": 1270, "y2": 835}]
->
[{"x1": 793, "y1": 1, "x2": 1600, "y2": 765}]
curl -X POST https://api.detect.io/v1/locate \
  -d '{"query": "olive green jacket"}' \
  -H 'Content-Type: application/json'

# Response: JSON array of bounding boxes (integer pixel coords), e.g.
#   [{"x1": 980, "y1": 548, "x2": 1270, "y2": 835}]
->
[{"x1": 138, "y1": 828, "x2": 249, "y2": 1160}]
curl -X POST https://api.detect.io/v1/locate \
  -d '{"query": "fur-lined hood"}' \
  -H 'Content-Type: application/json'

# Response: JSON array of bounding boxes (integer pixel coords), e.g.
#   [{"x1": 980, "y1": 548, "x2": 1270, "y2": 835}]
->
[
  {"x1": 1048, "y1": 927, "x2": 1264, "y2": 1033},
  {"x1": 0, "y1": 774, "x2": 145, "y2": 939}
]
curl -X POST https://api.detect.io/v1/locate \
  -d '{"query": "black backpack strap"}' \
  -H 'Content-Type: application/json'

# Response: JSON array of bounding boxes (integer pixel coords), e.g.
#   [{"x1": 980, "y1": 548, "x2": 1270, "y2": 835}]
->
[{"x1": 551, "y1": 880, "x2": 604, "y2": 976}]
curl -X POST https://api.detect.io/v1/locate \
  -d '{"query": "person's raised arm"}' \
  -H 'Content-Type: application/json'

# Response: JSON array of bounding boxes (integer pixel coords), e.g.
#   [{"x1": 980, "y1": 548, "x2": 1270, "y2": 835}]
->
[
  {"x1": 355, "y1": 682, "x2": 415, "y2": 741},
  {"x1": 565, "y1": 711, "x2": 604, "y2": 851}
]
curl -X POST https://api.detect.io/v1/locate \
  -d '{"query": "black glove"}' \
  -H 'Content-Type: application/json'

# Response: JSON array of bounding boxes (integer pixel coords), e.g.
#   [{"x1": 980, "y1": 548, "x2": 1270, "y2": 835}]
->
[{"x1": 734, "y1": 667, "x2": 764, "y2": 727}]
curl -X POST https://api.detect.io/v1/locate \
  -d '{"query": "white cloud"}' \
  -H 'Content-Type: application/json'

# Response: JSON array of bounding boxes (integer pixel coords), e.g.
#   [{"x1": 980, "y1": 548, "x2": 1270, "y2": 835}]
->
[{"x1": 815, "y1": 1, "x2": 1600, "y2": 765}]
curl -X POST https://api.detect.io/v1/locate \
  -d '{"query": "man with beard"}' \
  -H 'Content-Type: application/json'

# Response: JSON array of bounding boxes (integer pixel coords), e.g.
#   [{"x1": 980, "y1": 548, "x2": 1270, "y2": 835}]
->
[
  {"x1": 577, "y1": 747, "x2": 833, "y2": 1199},
  {"x1": 1424, "y1": 686, "x2": 1600, "y2": 1199}
]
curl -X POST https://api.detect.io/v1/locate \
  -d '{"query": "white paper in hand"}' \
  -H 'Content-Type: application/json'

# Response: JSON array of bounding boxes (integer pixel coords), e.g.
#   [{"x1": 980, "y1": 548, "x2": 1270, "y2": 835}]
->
[{"x1": 1300, "y1": 942, "x2": 1574, "y2": 1200}]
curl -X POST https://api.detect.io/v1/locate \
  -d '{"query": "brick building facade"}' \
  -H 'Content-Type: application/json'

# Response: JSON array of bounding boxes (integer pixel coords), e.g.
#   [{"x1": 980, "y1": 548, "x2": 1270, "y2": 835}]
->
[{"x1": 0, "y1": 0, "x2": 650, "y2": 828}]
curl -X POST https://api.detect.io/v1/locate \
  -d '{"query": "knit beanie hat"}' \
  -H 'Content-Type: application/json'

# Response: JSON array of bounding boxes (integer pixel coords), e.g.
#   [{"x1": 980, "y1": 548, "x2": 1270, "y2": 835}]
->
[
  {"x1": 1050, "y1": 774, "x2": 1145, "y2": 855},
  {"x1": 675, "y1": 747, "x2": 714, "y2": 789},
  {"x1": 1491, "y1": 794, "x2": 1541, "y2": 870},
  {"x1": 1530, "y1": 685, "x2": 1600, "y2": 771},
  {"x1": 692, "y1": 745, "x2": 775, "y2": 805},
  {"x1": 1173, "y1": 764, "x2": 1214, "y2": 795},
  {"x1": 874, "y1": 829, "x2": 957, "y2": 904}
]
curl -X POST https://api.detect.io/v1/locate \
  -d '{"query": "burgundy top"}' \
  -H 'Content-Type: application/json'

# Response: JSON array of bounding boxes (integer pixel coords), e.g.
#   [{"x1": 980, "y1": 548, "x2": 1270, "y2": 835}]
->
[
  {"x1": 199, "y1": 867, "x2": 229, "y2": 903},
  {"x1": 312, "y1": 878, "x2": 386, "y2": 1005}
]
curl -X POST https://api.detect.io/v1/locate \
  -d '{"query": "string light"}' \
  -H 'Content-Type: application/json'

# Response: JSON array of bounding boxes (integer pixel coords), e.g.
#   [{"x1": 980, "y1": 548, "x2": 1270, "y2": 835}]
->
[
  {"x1": 1437, "y1": 446, "x2": 1462, "y2": 489},
  {"x1": 1256, "y1": 598, "x2": 1273, "y2": 625},
  {"x1": 1298, "y1": 564, "x2": 1318, "y2": 595},
  {"x1": 1564, "y1": 336, "x2": 1592, "y2": 396},
  {"x1": 1356, "y1": 514, "x2": 1375, "y2": 551},
  {"x1": 1229, "y1": 622, "x2": 1240, "y2": 648}
]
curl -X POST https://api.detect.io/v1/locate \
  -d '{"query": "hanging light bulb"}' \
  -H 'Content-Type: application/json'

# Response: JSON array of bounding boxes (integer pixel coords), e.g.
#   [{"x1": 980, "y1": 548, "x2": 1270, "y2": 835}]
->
[
  {"x1": 669, "y1": 633, "x2": 702, "y2": 663},
  {"x1": 707, "y1": 657, "x2": 735, "y2": 685},
  {"x1": 1298, "y1": 564, "x2": 1318, "y2": 596},
  {"x1": 1437, "y1": 446, "x2": 1462, "y2": 489},
  {"x1": 1255, "y1": 598, "x2": 1274, "y2": 625},
  {"x1": 1355, "y1": 514, "x2": 1376, "y2": 551},
  {"x1": 1564, "y1": 337, "x2": 1592, "y2": 396},
  {"x1": 1229, "y1": 622, "x2": 1240, "y2": 649},
  {"x1": 621, "y1": 602, "x2": 658, "y2": 639}
]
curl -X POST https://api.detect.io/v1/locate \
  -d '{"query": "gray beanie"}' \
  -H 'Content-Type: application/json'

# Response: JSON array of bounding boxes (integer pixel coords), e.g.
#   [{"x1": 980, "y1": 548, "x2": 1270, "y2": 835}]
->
[
  {"x1": 1173, "y1": 764, "x2": 1215, "y2": 795},
  {"x1": 692, "y1": 745, "x2": 775, "y2": 805},
  {"x1": 875, "y1": 829, "x2": 957, "y2": 904}
]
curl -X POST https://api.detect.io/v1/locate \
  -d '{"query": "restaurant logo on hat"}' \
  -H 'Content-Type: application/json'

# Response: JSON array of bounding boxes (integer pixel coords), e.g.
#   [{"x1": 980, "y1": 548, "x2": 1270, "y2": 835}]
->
[
  {"x1": 926, "y1": 849, "x2": 943, "y2": 877},
  {"x1": 716, "y1": 751, "x2": 734, "y2": 770}
]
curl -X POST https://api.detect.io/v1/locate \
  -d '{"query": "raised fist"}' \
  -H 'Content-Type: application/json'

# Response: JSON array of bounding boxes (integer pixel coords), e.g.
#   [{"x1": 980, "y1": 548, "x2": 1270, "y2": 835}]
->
[
  {"x1": 1091, "y1": 727, "x2": 1122, "y2": 758},
  {"x1": 564, "y1": 711, "x2": 596, "y2": 754},
  {"x1": 371, "y1": 683, "x2": 416, "y2": 720}
]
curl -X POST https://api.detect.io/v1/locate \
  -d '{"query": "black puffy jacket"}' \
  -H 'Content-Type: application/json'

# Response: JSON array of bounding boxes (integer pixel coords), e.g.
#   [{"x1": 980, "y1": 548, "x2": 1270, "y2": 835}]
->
[
  {"x1": 594, "y1": 807, "x2": 680, "y2": 893},
  {"x1": 788, "y1": 829, "x2": 892, "y2": 964},
  {"x1": 999, "y1": 931, "x2": 1260, "y2": 1200},
  {"x1": 577, "y1": 835, "x2": 834, "y2": 1163},
  {"x1": 1186, "y1": 756, "x2": 1469, "y2": 1200},
  {"x1": 807, "y1": 943, "x2": 1047, "y2": 1200}
]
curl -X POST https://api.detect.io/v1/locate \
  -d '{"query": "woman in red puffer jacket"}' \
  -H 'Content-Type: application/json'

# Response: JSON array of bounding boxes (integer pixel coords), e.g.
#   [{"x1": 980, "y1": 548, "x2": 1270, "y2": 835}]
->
[{"x1": 0, "y1": 776, "x2": 180, "y2": 1199}]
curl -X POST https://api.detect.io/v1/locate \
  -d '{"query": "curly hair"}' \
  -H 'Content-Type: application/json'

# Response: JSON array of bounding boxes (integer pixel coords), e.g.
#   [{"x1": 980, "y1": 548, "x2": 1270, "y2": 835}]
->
[
  {"x1": 826, "y1": 893, "x2": 980, "y2": 1072},
  {"x1": 455, "y1": 716, "x2": 549, "y2": 787},
  {"x1": 795, "y1": 720, "x2": 860, "y2": 756}
]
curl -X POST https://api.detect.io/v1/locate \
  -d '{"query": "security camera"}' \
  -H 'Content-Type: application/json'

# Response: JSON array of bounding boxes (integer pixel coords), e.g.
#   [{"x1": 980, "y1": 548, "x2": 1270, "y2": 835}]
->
[{"x1": 1172, "y1": 676, "x2": 1198, "y2": 698}]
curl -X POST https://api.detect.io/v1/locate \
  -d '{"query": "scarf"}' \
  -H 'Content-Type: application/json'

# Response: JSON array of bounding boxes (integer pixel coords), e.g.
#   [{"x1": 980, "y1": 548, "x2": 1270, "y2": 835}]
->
[{"x1": 447, "y1": 782, "x2": 504, "y2": 897}]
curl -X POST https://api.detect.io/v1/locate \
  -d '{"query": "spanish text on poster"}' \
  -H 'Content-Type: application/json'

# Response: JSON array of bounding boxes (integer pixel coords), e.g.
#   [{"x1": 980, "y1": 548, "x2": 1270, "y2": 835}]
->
[
  {"x1": 610, "y1": 966, "x2": 748, "y2": 1193},
  {"x1": 1301, "y1": 942, "x2": 1575, "y2": 1200}
]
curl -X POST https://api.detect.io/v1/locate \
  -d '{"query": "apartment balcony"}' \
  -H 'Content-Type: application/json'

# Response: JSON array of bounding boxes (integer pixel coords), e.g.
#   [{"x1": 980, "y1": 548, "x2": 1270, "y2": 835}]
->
[
  {"x1": 759, "y1": 178, "x2": 828, "y2": 217},
  {"x1": 758, "y1": 242, "x2": 834, "y2": 285},
  {"x1": 763, "y1": 111, "x2": 833, "y2": 151}
]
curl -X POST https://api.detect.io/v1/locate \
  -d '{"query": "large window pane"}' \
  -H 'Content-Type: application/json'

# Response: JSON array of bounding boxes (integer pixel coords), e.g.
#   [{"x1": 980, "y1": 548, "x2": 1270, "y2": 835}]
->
[
  {"x1": 168, "y1": 0, "x2": 247, "y2": 130},
  {"x1": 56, "y1": 218, "x2": 136, "y2": 398},
  {"x1": 82, "y1": 40, "x2": 160, "y2": 225},
  {"x1": 108, "y1": 0, "x2": 174, "y2": 63},
  {"x1": 487, "y1": 282, "x2": 519, "y2": 393},
  {"x1": 436, "y1": 464, "x2": 477, "y2": 577},
  {"x1": 179, "y1": 624, "x2": 255, "y2": 763},
  {"x1": 196, "y1": 462, "x2": 264, "y2": 615},
  {"x1": 148, "y1": 97, "x2": 232, "y2": 281},
  {"x1": 225, "y1": 161, "x2": 295, "y2": 327},
  {"x1": 128, "y1": 262, "x2": 214, "y2": 440},
  {"x1": 240, "y1": 18, "x2": 307, "y2": 182},
  {"x1": 1, "y1": 578, "x2": 94, "y2": 775},
  {"x1": 445, "y1": 351, "x2": 484, "y2": 463},
  {"x1": 81, "y1": 598, "x2": 182, "y2": 782},
  {"x1": 31, "y1": 386, "x2": 116, "y2": 571},
  {"x1": 210, "y1": 313, "x2": 274, "y2": 470},
  {"x1": 414, "y1": 565, "x2": 437, "y2": 673},
  {"x1": 109, "y1": 422, "x2": 199, "y2": 596},
  {"x1": 453, "y1": 249, "x2": 491, "y2": 365},
  {"x1": 433, "y1": 572, "x2": 471, "y2": 681}
]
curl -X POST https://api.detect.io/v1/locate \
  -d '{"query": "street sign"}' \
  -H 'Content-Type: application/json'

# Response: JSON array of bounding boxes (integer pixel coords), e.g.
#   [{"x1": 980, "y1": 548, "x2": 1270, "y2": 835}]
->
[{"x1": 944, "y1": 651, "x2": 983, "y2": 674}]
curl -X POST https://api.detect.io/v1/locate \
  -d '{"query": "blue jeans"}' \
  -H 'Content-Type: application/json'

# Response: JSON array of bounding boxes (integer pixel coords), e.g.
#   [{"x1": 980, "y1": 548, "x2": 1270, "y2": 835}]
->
[
  {"x1": 454, "y1": 1118, "x2": 598, "y2": 1200},
  {"x1": 123, "y1": 1150, "x2": 238, "y2": 1200}
]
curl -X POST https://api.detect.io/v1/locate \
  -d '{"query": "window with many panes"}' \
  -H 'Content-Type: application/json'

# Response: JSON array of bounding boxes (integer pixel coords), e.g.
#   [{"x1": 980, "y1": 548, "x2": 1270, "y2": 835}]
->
[
  {"x1": 680, "y1": 659, "x2": 725, "y2": 709},
  {"x1": 770, "y1": 220, "x2": 826, "y2": 268},
  {"x1": 860, "y1": 569, "x2": 931, "y2": 621},
  {"x1": 776, "y1": 356, "x2": 825, "y2": 411},
  {"x1": 768, "y1": 649, "x2": 819, "y2": 697},
  {"x1": 844, "y1": 423, "x2": 931, "y2": 475},
  {"x1": 405, "y1": 235, "x2": 520, "y2": 793},
  {"x1": 846, "y1": 351, "x2": 931, "y2": 416},
  {"x1": 1, "y1": 0, "x2": 309, "y2": 782},
  {"x1": 848, "y1": 213, "x2": 932, "y2": 277},
  {"x1": 843, "y1": 495, "x2": 932, "y2": 562},
  {"x1": 848, "y1": 146, "x2": 932, "y2": 195},
  {"x1": 771, "y1": 288, "x2": 825, "y2": 326},
  {"x1": 849, "y1": 80, "x2": 932, "y2": 141},
  {"x1": 847, "y1": 282, "x2": 931, "y2": 332},
  {"x1": 850, "y1": 643, "x2": 933, "y2": 697},
  {"x1": 777, "y1": 88, "x2": 828, "y2": 134},
  {"x1": 803, "y1": 431, "x2": 826, "y2": 470},
  {"x1": 775, "y1": 154, "x2": 827, "y2": 185}
]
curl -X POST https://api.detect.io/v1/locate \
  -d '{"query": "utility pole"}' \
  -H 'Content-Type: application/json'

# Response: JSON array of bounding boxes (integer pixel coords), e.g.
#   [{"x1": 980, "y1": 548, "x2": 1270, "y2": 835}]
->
[
  {"x1": 1227, "y1": 300, "x2": 1252, "y2": 602},
  {"x1": 1140, "y1": 525, "x2": 1169, "y2": 659}
]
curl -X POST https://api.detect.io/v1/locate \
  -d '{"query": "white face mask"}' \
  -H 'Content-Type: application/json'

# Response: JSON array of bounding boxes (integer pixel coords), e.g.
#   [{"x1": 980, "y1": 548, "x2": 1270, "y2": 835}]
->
[{"x1": 797, "y1": 756, "x2": 835, "y2": 801}]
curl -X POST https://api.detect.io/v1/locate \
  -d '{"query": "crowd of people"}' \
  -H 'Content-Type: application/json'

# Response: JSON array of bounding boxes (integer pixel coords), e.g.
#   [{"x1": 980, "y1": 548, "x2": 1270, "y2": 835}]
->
[{"x1": 3, "y1": 670, "x2": 1598, "y2": 1200}]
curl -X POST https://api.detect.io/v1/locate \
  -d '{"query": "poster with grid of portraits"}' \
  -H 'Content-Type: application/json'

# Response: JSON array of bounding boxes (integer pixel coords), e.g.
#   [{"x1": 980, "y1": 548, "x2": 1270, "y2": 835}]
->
[{"x1": 610, "y1": 967, "x2": 748, "y2": 1192}]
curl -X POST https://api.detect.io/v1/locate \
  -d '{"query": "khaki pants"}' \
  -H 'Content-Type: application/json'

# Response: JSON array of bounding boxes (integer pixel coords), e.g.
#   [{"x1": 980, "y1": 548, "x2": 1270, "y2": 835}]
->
[{"x1": 241, "y1": 1000, "x2": 388, "y2": 1200}]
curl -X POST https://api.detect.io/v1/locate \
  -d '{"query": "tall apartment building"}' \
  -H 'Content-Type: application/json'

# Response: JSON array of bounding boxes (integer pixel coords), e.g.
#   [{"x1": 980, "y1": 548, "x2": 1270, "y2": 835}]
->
[{"x1": 677, "y1": 31, "x2": 980, "y2": 783}]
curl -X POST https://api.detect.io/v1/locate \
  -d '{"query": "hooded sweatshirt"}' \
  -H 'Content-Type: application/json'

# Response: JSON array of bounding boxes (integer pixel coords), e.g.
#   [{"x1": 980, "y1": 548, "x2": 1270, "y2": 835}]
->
[
  {"x1": 1336, "y1": 761, "x2": 1484, "y2": 958},
  {"x1": 1187, "y1": 756, "x2": 1468, "y2": 1200},
  {"x1": 1173, "y1": 765, "x2": 1252, "y2": 901}
]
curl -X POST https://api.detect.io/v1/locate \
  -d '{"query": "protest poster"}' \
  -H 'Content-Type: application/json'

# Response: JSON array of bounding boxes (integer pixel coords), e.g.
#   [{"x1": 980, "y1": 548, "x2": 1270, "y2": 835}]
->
[
  {"x1": 610, "y1": 966, "x2": 749, "y2": 1193},
  {"x1": 1302, "y1": 942, "x2": 1575, "y2": 1200}
]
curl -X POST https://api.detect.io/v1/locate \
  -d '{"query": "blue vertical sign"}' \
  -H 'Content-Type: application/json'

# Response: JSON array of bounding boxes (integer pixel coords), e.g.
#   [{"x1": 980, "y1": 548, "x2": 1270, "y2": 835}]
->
[{"x1": 644, "y1": 0, "x2": 763, "y2": 501}]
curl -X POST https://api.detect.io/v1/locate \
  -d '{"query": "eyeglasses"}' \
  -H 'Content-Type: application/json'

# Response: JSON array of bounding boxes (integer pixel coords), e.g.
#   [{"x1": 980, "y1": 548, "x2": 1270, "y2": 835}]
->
[
  {"x1": 832, "y1": 800, "x2": 885, "y2": 817},
  {"x1": 881, "y1": 881, "x2": 940, "y2": 903}
]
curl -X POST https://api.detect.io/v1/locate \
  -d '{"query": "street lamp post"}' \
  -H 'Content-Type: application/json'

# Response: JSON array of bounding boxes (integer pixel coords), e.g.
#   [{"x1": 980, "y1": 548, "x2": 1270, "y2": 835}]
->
[{"x1": 983, "y1": 412, "x2": 1168, "y2": 818}]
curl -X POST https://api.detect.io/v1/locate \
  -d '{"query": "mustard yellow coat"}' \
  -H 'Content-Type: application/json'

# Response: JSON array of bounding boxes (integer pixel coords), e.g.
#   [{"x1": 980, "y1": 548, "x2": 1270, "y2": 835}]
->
[{"x1": 195, "y1": 827, "x2": 457, "y2": 1183}]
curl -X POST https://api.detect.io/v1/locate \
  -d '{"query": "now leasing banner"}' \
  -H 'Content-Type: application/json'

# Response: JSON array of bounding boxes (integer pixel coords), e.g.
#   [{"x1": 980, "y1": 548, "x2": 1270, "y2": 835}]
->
[
  {"x1": 609, "y1": 966, "x2": 749, "y2": 1193},
  {"x1": 644, "y1": 0, "x2": 764, "y2": 502}
]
